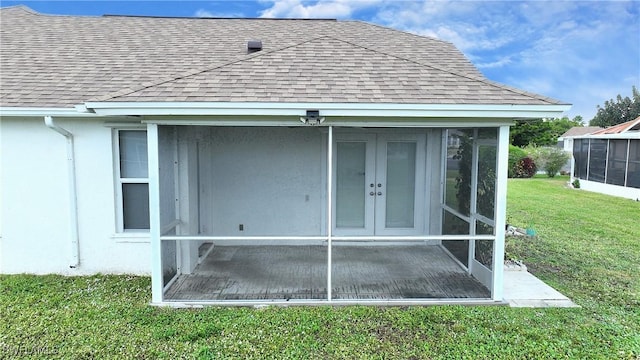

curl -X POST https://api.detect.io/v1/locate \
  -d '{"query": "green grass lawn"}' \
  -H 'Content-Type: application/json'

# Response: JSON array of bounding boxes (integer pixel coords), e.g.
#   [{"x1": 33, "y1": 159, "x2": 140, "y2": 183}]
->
[{"x1": 1, "y1": 177, "x2": 639, "y2": 359}]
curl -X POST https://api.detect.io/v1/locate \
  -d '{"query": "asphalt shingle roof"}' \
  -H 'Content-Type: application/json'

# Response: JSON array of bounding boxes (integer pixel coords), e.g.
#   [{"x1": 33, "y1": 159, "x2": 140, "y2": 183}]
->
[
  {"x1": 560, "y1": 126, "x2": 602, "y2": 137},
  {"x1": 0, "y1": 6, "x2": 566, "y2": 108},
  {"x1": 591, "y1": 117, "x2": 640, "y2": 135}
]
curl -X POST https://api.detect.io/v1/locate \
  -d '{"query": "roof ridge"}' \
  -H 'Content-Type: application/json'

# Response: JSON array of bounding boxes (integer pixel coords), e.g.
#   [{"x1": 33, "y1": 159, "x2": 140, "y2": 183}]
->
[
  {"x1": 92, "y1": 35, "x2": 332, "y2": 102},
  {"x1": 324, "y1": 35, "x2": 565, "y2": 105},
  {"x1": 104, "y1": 14, "x2": 337, "y2": 21},
  {"x1": 0, "y1": 5, "x2": 39, "y2": 15},
  {"x1": 0, "y1": 5, "x2": 103, "y2": 18},
  {"x1": 351, "y1": 20, "x2": 451, "y2": 46}
]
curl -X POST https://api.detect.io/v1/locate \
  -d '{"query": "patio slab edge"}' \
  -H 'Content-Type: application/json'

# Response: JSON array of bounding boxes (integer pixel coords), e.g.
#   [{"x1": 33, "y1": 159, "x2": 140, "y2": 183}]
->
[{"x1": 503, "y1": 269, "x2": 579, "y2": 308}]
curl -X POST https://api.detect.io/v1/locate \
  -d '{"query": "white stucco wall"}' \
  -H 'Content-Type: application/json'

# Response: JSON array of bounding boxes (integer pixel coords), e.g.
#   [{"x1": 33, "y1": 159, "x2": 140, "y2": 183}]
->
[
  {"x1": 562, "y1": 137, "x2": 573, "y2": 152},
  {"x1": 577, "y1": 179, "x2": 640, "y2": 201},
  {"x1": 1, "y1": 120, "x2": 459, "y2": 275},
  {"x1": 1, "y1": 116, "x2": 150, "y2": 275},
  {"x1": 198, "y1": 126, "x2": 326, "y2": 237}
]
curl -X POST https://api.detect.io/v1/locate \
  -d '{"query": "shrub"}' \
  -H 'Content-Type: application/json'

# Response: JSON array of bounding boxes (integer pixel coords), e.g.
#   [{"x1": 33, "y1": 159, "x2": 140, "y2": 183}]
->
[
  {"x1": 527, "y1": 146, "x2": 571, "y2": 178},
  {"x1": 508, "y1": 145, "x2": 528, "y2": 178},
  {"x1": 513, "y1": 156, "x2": 537, "y2": 178}
]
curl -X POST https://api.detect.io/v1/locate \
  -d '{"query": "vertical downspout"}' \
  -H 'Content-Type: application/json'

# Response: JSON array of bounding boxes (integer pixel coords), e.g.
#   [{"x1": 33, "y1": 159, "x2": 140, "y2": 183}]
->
[{"x1": 44, "y1": 116, "x2": 80, "y2": 268}]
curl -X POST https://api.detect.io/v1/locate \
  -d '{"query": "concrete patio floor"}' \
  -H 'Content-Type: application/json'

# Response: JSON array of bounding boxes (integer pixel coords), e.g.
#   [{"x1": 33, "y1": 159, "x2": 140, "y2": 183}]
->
[
  {"x1": 163, "y1": 244, "x2": 578, "y2": 307},
  {"x1": 164, "y1": 244, "x2": 491, "y2": 301}
]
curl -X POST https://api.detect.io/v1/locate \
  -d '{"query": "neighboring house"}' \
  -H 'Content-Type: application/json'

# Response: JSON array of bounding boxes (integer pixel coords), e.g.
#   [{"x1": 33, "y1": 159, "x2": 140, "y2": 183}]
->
[
  {"x1": 557, "y1": 126, "x2": 602, "y2": 173},
  {"x1": 0, "y1": 6, "x2": 570, "y2": 305},
  {"x1": 558, "y1": 126, "x2": 602, "y2": 152},
  {"x1": 568, "y1": 117, "x2": 640, "y2": 201}
]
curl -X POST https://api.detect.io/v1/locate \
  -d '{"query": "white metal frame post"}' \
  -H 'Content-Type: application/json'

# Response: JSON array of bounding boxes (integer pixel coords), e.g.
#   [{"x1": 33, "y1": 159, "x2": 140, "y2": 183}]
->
[
  {"x1": 326, "y1": 125, "x2": 333, "y2": 302},
  {"x1": 148, "y1": 123, "x2": 163, "y2": 303},
  {"x1": 624, "y1": 139, "x2": 631, "y2": 187},
  {"x1": 468, "y1": 129, "x2": 479, "y2": 273},
  {"x1": 491, "y1": 125, "x2": 509, "y2": 301}
]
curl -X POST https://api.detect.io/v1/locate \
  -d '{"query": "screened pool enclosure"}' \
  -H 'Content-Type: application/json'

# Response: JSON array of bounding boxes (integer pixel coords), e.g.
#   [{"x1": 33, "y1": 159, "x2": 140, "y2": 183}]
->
[
  {"x1": 570, "y1": 118, "x2": 640, "y2": 200},
  {"x1": 147, "y1": 123, "x2": 509, "y2": 305},
  {"x1": 573, "y1": 138, "x2": 640, "y2": 189}
]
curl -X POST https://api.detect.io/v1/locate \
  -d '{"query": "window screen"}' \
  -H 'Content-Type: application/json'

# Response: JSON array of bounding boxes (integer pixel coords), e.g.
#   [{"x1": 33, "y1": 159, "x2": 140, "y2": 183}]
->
[
  {"x1": 628, "y1": 140, "x2": 640, "y2": 189},
  {"x1": 587, "y1": 139, "x2": 607, "y2": 183},
  {"x1": 573, "y1": 139, "x2": 589, "y2": 180},
  {"x1": 606, "y1": 140, "x2": 627, "y2": 186}
]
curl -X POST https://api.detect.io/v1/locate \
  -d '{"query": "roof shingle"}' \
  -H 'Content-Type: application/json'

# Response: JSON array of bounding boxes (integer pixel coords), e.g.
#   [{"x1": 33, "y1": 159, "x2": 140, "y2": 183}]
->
[
  {"x1": 0, "y1": 6, "x2": 567, "y2": 108},
  {"x1": 591, "y1": 117, "x2": 640, "y2": 135},
  {"x1": 560, "y1": 126, "x2": 602, "y2": 137}
]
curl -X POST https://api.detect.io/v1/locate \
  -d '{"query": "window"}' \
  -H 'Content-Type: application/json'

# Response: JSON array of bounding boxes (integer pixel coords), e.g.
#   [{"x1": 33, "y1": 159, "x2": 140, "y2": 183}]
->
[{"x1": 116, "y1": 130, "x2": 149, "y2": 231}]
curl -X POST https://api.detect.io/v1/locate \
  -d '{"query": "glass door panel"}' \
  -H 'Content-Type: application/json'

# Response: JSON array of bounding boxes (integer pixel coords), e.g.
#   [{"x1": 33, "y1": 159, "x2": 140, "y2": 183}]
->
[
  {"x1": 384, "y1": 142, "x2": 416, "y2": 228},
  {"x1": 335, "y1": 142, "x2": 367, "y2": 228},
  {"x1": 375, "y1": 135, "x2": 425, "y2": 235}
]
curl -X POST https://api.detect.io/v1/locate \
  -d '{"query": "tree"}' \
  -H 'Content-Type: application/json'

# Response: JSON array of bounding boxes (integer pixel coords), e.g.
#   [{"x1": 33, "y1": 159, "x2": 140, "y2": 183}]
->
[
  {"x1": 510, "y1": 116, "x2": 583, "y2": 147},
  {"x1": 526, "y1": 146, "x2": 571, "y2": 178},
  {"x1": 589, "y1": 86, "x2": 640, "y2": 127}
]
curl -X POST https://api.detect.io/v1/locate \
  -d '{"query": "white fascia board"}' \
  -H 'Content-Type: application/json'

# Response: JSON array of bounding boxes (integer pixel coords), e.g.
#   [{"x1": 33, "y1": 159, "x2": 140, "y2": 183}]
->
[
  {"x1": 144, "y1": 117, "x2": 514, "y2": 127},
  {"x1": 573, "y1": 133, "x2": 640, "y2": 140},
  {"x1": 83, "y1": 102, "x2": 570, "y2": 119},
  {"x1": 0, "y1": 107, "x2": 100, "y2": 117}
]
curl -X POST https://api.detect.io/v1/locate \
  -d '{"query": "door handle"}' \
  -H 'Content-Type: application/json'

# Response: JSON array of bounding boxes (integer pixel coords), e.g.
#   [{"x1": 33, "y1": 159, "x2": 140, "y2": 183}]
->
[{"x1": 377, "y1": 192, "x2": 382, "y2": 196}]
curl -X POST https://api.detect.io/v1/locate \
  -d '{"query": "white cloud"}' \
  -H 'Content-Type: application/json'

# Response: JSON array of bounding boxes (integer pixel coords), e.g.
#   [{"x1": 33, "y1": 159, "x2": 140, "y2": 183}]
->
[
  {"x1": 252, "y1": 0, "x2": 639, "y2": 121},
  {"x1": 367, "y1": 1, "x2": 639, "y2": 120},
  {"x1": 195, "y1": 9, "x2": 215, "y2": 17},
  {"x1": 475, "y1": 56, "x2": 513, "y2": 69},
  {"x1": 373, "y1": 2, "x2": 517, "y2": 52},
  {"x1": 194, "y1": 8, "x2": 245, "y2": 18},
  {"x1": 259, "y1": 0, "x2": 382, "y2": 19}
]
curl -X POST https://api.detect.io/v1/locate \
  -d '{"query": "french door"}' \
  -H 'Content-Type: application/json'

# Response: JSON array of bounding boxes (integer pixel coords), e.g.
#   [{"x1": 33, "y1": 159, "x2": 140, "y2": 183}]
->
[{"x1": 333, "y1": 133, "x2": 426, "y2": 236}]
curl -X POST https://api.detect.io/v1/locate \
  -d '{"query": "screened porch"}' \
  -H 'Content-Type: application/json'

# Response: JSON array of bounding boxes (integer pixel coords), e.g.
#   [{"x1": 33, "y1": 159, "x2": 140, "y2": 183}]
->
[{"x1": 147, "y1": 123, "x2": 509, "y2": 305}]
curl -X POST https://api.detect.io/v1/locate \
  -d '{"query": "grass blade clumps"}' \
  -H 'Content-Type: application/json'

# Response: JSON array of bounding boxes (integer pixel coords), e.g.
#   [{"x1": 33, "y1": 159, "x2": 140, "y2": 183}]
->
[{"x1": 1, "y1": 177, "x2": 639, "y2": 359}]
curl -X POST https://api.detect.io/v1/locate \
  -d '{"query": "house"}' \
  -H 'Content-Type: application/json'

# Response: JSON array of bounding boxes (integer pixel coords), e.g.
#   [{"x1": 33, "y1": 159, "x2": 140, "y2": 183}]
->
[
  {"x1": 567, "y1": 117, "x2": 640, "y2": 200},
  {"x1": 557, "y1": 126, "x2": 602, "y2": 173},
  {"x1": 0, "y1": 6, "x2": 570, "y2": 305},
  {"x1": 558, "y1": 126, "x2": 602, "y2": 152}
]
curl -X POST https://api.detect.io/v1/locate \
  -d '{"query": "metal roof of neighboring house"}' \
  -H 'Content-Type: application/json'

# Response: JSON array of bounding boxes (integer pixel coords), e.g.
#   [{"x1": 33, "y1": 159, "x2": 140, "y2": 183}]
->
[
  {"x1": 560, "y1": 126, "x2": 602, "y2": 138},
  {"x1": 590, "y1": 117, "x2": 640, "y2": 135},
  {"x1": 0, "y1": 5, "x2": 568, "y2": 109}
]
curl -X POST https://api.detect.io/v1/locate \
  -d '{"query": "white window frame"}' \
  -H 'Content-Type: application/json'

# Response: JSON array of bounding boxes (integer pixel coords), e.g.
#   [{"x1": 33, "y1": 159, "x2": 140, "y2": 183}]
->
[{"x1": 114, "y1": 128, "x2": 150, "y2": 233}]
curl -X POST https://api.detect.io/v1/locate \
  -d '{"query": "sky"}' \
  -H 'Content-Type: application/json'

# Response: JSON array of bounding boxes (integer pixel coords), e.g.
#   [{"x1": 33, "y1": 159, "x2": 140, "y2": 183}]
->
[{"x1": 2, "y1": 1, "x2": 639, "y2": 123}]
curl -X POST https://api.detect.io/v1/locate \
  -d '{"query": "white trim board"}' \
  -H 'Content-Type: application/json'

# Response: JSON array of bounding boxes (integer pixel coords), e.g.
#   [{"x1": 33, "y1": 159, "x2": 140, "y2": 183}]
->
[
  {"x1": 83, "y1": 102, "x2": 569, "y2": 118},
  {"x1": 142, "y1": 118, "x2": 516, "y2": 128}
]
